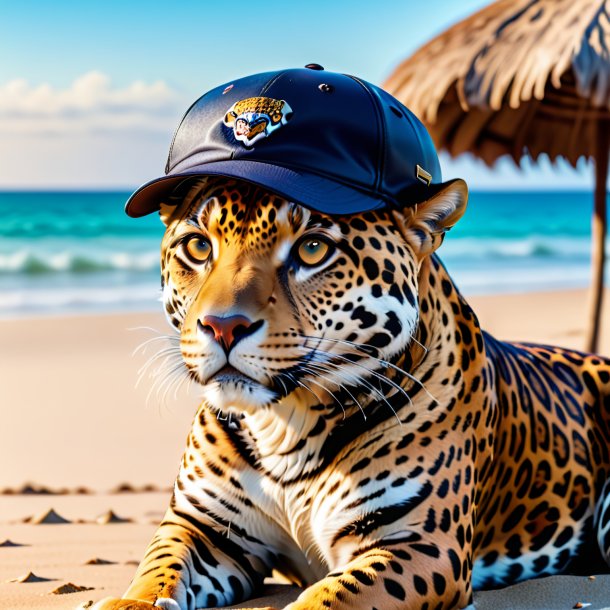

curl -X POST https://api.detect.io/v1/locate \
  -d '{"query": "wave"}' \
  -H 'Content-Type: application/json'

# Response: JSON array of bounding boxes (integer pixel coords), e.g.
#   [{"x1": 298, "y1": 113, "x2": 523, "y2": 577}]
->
[
  {"x1": 0, "y1": 283, "x2": 161, "y2": 317},
  {"x1": 441, "y1": 236, "x2": 600, "y2": 261},
  {"x1": 0, "y1": 250, "x2": 160, "y2": 275},
  {"x1": 0, "y1": 223, "x2": 163, "y2": 239},
  {"x1": 1, "y1": 235, "x2": 602, "y2": 277}
]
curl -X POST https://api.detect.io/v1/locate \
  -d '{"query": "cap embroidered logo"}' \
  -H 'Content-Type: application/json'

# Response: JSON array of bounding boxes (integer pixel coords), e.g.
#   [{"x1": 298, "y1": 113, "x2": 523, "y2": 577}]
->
[{"x1": 223, "y1": 97, "x2": 293, "y2": 147}]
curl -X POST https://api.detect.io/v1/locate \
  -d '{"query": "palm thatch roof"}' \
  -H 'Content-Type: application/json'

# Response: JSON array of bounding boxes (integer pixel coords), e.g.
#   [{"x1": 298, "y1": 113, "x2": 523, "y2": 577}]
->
[{"x1": 384, "y1": 0, "x2": 610, "y2": 165}]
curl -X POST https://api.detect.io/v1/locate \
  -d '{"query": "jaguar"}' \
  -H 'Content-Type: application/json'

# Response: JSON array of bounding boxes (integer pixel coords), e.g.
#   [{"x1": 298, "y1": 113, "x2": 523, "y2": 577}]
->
[{"x1": 93, "y1": 175, "x2": 610, "y2": 610}]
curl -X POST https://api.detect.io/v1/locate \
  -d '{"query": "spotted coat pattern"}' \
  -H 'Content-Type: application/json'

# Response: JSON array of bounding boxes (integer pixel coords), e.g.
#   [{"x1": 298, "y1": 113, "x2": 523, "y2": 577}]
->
[{"x1": 93, "y1": 177, "x2": 610, "y2": 610}]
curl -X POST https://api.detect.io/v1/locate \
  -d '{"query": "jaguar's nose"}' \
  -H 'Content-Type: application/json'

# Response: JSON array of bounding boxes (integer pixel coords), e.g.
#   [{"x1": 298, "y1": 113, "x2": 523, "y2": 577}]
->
[{"x1": 197, "y1": 315, "x2": 262, "y2": 353}]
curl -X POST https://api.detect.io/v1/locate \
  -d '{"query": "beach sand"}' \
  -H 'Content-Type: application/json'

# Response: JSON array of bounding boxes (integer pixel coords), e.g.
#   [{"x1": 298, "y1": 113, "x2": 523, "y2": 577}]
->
[{"x1": 1, "y1": 287, "x2": 609, "y2": 609}]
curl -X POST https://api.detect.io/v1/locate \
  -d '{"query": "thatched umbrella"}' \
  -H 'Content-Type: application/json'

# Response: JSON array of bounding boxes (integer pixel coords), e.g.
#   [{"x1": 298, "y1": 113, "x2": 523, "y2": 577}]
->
[{"x1": 384, "y1": 0, "x2": 610, "y2": 353}]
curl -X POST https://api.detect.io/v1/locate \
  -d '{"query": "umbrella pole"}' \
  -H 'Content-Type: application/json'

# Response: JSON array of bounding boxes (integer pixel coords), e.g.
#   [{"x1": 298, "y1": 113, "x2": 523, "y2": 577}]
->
[{"x1": 585, "y1": 126, "x2": 609, "y2": 354}]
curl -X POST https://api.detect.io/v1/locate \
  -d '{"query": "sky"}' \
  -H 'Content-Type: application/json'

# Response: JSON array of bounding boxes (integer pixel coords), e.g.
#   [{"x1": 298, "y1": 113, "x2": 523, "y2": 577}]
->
[{"x1": 0, "y1": 0, "x2": 597, "y2": 191}]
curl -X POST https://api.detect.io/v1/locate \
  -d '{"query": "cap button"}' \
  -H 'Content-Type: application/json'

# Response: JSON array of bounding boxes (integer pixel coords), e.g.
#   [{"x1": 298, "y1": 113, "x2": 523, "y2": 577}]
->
[{"x1": 305, "y1": 63, "x2": 324, "y2": 70}]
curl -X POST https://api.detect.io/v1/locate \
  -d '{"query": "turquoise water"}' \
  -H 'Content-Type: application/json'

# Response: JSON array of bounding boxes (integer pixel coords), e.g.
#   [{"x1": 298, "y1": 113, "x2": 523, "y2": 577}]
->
[{"x1": 0, "y1": 190, "x2": 606, "y2": 317}]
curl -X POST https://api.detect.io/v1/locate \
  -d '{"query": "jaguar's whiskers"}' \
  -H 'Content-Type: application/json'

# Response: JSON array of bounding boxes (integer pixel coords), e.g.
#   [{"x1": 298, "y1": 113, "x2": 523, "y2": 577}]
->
[
  {"x1": 300, "y1": 355, "x2": 400, "y2": 424},
  {"x1": 278, "y1": 370, "x2": 348, "y2": 419},
  {"x1": 310, "y1": 349, "x2": 415, "y2": 410},
  {"x1": 298, "y1": 334, "x2": 439, "y2": 406},
  {"x1": 279, "y1": 370, "x2": 325, "y2": 405},
  {"x1": 131, "y1": 329, "x2": 192, "y2": 412},
  {"x1": 300, "y1": 361, "x2": 366, "y2": 421}
]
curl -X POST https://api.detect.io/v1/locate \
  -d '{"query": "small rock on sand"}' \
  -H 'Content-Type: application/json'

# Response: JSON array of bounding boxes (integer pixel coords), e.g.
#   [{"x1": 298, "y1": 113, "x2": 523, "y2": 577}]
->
[
  {"x1": 49, "y1": 582, "x2": 93, "y2": 595},
  {"x1": 85, "y1": 557, "x2": 116, "y2": 565},
  {"x1": 0, "y1": 539, "x2": 25, "y2": 547},
  {"x1": 96, "y1": 510, "x2": 131, "y2": 524},
  {"x1": 124, "y1": 560, "x2": 140, "y2": 565},
  {"x1": 112, "y1": 482, "x2": 136, "y2": 493},
  {"x1": 18, "y1": 483, "x2": 53, "y2": 495},
  {"x1": 111, "y1": 482, "x2": 159, "y2": 493},
  {"x1": 3, "y1": 483, "x2": 91, "y2": 495},
  {"x1": 9, "y1": 571, "x2": 53, "y2": 583},
  {"x1": 31, "y1": 508, "x2": 71, "y2": 524}
]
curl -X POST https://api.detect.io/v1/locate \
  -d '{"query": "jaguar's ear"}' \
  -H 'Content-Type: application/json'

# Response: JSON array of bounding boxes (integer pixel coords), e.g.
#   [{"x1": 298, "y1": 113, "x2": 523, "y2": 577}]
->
[{"x1": 394, "y1": 179, "x2": 468, "y2": 258}]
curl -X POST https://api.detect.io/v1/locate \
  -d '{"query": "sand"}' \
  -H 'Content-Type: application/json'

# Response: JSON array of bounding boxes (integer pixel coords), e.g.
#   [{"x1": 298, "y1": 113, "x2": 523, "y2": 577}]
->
[{"x1": 1, "y1": 287, "x2": 609, "y2": 609}]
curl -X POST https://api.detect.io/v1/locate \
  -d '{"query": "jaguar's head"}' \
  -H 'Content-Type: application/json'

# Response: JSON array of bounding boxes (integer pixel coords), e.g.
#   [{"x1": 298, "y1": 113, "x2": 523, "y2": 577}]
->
[{"x1": 159, "y1": 176, "x2": 467, "y2": 417}]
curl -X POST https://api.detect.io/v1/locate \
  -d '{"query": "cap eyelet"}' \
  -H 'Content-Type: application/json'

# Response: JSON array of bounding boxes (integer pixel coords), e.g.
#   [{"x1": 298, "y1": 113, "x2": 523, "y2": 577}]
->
[
  {"x1": 305, "y1": 63, "x2": 324, "y2": 70},
  {"x1": 318, "y1": 83, "x2": 334, "y2": 93}
]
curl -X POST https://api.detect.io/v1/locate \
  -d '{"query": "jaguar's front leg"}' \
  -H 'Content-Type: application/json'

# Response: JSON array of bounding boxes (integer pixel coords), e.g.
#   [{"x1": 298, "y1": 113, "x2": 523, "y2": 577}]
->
[
  {"x1": 92, "y1": 505, "x2": 269, "y2": 610},
  {"x1": 285, "y1": 537, "x2": 471, "y2": 610}
]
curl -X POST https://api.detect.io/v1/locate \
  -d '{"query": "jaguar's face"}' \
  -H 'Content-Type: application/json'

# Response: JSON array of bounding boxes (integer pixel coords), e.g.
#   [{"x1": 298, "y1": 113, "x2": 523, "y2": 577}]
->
[{"x1": 160, "y1": 177, "x2": 466, "y2": 416}]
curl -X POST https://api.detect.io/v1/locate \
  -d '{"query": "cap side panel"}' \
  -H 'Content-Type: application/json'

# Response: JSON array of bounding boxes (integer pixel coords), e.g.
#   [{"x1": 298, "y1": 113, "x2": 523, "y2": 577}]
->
[
  {"x1": 400, "y1": 109, "x2": 426, "y2": 176},
  {"x1": 399, "y1": 106, "x2": 442, "y2": 185},
  {"x1": 165, "y1": 92, "x2": 209, "y2": 174},
  {"x1": 347, "y1": 75, "x2": 385, "y2": 195}
]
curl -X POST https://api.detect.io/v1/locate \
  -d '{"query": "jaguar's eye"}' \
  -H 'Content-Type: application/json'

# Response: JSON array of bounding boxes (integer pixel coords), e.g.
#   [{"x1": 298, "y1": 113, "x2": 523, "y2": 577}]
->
[
  {"x1": 294, "y1": 236, "x2": 334, "y2": 267},
  {"x1": 184, "y1": 235, "x2": 212, "y2": 263}
]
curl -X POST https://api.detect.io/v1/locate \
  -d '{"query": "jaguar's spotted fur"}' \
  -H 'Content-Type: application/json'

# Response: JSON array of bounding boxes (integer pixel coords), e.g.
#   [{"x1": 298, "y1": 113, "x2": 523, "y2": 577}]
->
[{"x1": 94, "y1": 177, "x2": 610, "y2": 610}]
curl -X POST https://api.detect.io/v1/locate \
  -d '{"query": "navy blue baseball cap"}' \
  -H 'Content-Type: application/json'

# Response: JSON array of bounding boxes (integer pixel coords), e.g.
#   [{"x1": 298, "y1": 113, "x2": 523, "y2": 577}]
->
[{"x1": 126, "y1": 65, "x2": 442, "y2": 218}]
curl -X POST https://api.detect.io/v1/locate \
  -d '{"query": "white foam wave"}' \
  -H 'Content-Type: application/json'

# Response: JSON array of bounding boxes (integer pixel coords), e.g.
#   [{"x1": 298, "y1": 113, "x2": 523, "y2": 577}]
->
[
  {"x1": 0, "y1": 250, "x2": 159, "y2": 274},
  {"x1": 0, "y1": 284, "x2": 161, "y2": 317},
  {"x1": 442, "y1": 235, "x2": 600, "y2": 260}
]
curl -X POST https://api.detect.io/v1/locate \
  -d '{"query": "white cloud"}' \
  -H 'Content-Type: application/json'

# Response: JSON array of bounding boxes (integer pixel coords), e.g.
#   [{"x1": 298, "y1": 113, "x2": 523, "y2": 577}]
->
[{"x1": 0, "y1": 71, "x2": 182, "y2": 135}]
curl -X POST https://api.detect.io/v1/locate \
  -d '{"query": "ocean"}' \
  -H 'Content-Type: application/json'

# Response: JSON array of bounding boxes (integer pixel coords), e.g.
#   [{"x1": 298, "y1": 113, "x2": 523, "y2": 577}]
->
[{"x1": 0, "y1": 190, "x2": 606, "y2": 318}]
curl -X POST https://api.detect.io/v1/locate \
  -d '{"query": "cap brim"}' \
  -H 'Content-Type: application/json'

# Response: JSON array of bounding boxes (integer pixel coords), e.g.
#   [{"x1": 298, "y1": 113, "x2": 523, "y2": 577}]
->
[{"x1": 126, "y1": 160, "x2": 393, "y2": 218}]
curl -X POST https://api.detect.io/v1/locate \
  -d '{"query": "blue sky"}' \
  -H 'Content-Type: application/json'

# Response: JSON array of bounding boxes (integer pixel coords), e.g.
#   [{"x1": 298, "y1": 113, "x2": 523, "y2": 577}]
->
[{"x1": 0, "y1": 0, "x2": 595, "y2": 190}]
